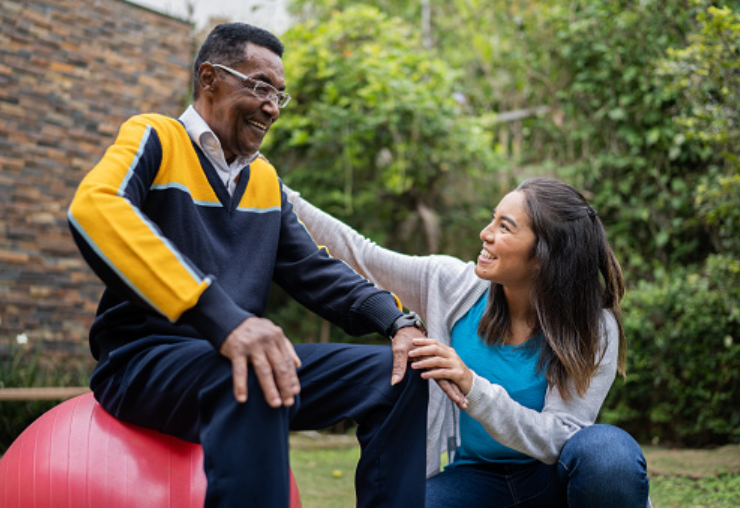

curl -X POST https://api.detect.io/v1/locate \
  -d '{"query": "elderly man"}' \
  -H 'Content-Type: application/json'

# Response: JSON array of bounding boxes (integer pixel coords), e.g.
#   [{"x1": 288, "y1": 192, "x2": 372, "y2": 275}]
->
[{"x1": 68, "y1": 22, "x2": 434, "y2": 507}]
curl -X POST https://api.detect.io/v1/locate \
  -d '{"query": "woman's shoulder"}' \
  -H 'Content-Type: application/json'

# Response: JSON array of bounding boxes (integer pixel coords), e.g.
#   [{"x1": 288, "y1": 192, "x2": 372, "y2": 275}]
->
[
  {"x1": 599, "y1": 309, "x2": 619, "y2": 336},
  {"x1": 424, "y1": 255, "x2": 488, "y2": 306},
  {"x1": 427, "y1": 254, "x2": 479, "y2": 283}
]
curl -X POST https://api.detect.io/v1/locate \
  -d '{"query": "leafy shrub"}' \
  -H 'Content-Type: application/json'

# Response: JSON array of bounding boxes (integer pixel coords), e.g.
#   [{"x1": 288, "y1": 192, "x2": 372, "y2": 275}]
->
[
  {"x1": 266, "y1": 4, "x2": 499, "y2": 257},
  {"x1": 0, "y1": 344, "x2": 92, "y2": 453},
  {"x1": 601, "y1": 257, "x2": 740, "y2": 446}
]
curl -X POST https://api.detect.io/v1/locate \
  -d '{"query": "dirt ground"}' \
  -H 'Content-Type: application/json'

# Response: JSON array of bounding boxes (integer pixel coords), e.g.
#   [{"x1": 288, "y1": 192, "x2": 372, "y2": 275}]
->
[{"x1": 642, "y1": 444, "x2": 740, "y2": 478}]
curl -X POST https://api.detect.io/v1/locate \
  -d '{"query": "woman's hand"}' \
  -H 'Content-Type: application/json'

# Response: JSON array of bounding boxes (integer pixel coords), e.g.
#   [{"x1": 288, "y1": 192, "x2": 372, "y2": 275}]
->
[{"x1": 409, "y1": 337, "x2": 474, "y2": 396}]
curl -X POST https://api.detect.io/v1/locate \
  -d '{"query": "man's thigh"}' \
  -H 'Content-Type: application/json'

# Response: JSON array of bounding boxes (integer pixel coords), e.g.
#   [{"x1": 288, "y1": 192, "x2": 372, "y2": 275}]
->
[
  {"x1": 91, "y1": 339, "x2": 400, "y2": 440},
  {"x1": 91, "y1": 336, "x2": 233, "y2": 442}
]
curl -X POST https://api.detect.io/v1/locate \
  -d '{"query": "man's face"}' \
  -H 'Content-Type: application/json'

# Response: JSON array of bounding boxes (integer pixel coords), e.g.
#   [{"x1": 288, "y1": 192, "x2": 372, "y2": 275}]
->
[{"x1": 197, "y1": 43, "x2": 286, "y2": 163}]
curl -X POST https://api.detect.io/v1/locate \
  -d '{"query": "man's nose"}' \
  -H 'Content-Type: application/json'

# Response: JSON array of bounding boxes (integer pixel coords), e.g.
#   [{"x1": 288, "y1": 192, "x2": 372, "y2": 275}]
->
[{"x1": 262, "y1": 98, "x2": 280, "y2": 120}]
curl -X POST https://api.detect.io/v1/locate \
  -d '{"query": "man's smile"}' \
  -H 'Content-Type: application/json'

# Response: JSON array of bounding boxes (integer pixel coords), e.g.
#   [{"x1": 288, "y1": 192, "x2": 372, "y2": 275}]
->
[{"x1": 247, "y1": 118, "x2": 268, "y2": 130}]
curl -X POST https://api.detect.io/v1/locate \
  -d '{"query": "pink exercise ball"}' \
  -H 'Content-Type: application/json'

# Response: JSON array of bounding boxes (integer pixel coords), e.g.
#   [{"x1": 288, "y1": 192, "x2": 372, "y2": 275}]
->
[{"x1": 0, "y1": 393, "x2": 301, "y2": 507}]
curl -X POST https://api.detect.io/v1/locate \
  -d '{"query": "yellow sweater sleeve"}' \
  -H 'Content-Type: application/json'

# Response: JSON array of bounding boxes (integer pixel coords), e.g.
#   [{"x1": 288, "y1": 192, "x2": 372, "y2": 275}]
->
[{"x1": 68, "y1": 115, "x2": 211, "y2": 322}]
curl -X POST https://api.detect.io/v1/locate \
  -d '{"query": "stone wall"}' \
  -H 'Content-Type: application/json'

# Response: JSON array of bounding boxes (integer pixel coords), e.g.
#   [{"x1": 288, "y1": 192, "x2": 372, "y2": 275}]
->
[{"x1": 0, "y1": 0, "x2": 192, "y2": 356}]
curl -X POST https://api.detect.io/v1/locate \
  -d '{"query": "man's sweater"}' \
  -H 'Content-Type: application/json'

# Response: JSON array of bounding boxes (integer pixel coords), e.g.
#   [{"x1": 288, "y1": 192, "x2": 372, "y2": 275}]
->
[{"x1": 68, "y1": 114, "x2": 403, "y2": 360}]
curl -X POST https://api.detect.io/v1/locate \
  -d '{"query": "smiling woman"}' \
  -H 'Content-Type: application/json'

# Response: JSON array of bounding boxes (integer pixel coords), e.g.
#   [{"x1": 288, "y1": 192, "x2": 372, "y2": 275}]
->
[
  {"x1": 284, "y1": 177, "x2": 652, "y2": 507},
  {"x1": 474, "y1": 192, "x2": 538, "y2": 311}
]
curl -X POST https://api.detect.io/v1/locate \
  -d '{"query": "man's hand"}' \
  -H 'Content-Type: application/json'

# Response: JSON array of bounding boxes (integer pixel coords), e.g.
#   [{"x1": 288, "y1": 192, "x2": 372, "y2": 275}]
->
[
  {"x1": 391, "y1": 328, "x2": 468, "y2": 410},
  {"x1": 390, "y1": 326, "x2": 422, "y2": 386},
  {"x1": 219, "y1": 316, "x2": 301, "y2": 407}
]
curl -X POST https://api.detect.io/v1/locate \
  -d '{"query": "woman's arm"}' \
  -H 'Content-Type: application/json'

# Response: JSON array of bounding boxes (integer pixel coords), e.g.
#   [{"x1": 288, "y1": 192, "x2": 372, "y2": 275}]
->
[
  {"x1": 283, "y1": 184, "x2": 434, "y2": 317},
  {"x1": 285, "y1": 184, "x2": 474, "y2": 409},
  {"x1": 413, "y1": 310, "x2": 620, "y2": 464}
]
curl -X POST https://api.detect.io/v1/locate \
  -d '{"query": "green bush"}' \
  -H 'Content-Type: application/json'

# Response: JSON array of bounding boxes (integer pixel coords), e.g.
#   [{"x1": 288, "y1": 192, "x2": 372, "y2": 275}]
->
[
  {"x1": 266, "y1": 5, "x2": 499, "y2": 257},
  {"x1": 601, "y1": 257, "x2": 740, "y2": 446},
  {"x1": 0, "y1": 344, "x2": 92, "y2": 453}
]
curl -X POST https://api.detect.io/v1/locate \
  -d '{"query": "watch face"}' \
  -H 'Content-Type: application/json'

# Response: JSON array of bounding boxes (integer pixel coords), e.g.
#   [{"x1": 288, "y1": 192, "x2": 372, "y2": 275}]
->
[{"x1": 390, "y1": 313, "x2": 426, "y2": 339}]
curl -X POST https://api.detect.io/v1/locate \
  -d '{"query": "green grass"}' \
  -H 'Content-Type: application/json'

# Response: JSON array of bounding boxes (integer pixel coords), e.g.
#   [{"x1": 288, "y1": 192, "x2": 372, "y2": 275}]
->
[
  {"x1": 650, "y1": 474, "x2": 740, "y2": 507},
  {"x1": 290, "y1": 434, "x2": 740, "y2": 508},
  {"x1": 645, "y1": 444, "x2": 740, "y2": 507},
  {"x1": 290, "y1": 432, "x2": 360, "y2": 508}
]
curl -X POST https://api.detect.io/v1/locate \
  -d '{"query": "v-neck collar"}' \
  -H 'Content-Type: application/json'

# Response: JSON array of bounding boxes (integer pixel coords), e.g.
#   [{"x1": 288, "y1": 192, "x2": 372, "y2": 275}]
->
[{"x1": 191, "y1": 139, "x2": 251, "y2": 213}]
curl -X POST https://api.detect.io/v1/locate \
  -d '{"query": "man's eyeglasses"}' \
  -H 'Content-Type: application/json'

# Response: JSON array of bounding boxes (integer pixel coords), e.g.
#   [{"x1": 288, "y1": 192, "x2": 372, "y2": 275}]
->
[{"x1": 208, "y1": 62, "x2": 291, "y2": 108}]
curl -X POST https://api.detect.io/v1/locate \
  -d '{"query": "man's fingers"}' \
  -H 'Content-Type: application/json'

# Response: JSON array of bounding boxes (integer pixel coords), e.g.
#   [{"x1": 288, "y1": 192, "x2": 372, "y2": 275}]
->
[
  {"x1": 286, "y1": 338, "x2": 302, "y2": 368},
  {"x1": 231, "y1": 356, "x2": 249, "y2": 403},
  {"x1": 220, "y1": 317, "x2": 302, "y2": 408},
  {"x1": 391, "y1": 347, "x2": 409, "y2": 385},
  {"x1": 252, "y1": 356, "x2": 283, "y2": 408},
  {"x1": 267, "y1": 345, "x2": 300, "y2": 407}
]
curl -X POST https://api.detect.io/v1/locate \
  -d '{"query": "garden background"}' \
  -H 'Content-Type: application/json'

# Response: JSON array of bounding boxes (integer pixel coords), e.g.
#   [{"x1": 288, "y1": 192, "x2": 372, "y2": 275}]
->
[{"x1": 1, "y1": 0, "x2": 739, "y2": 505}]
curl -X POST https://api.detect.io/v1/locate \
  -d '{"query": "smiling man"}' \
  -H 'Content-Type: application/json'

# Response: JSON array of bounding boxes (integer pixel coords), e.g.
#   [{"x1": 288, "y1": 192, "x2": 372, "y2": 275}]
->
[{"x1": 68, "y1": 23, "x2": 431, "y2": 507}]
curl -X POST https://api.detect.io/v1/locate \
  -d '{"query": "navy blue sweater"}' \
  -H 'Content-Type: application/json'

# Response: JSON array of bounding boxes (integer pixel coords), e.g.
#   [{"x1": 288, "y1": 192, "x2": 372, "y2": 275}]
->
[{"x1": 69, "y1": 114, "x2": 403, "y2": 360}]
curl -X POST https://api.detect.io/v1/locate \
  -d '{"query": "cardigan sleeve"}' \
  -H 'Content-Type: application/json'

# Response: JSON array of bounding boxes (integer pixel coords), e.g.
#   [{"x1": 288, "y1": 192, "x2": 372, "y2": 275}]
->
[
  {"x1": 463, "y1": 310, "x2": 620, "y2": 464},
  {"x1": 273, "y1": 184, "x2": 404, "y2": 337},
  {"x1": 283, "y1": 184, "x2": 438, "y2": 318}
]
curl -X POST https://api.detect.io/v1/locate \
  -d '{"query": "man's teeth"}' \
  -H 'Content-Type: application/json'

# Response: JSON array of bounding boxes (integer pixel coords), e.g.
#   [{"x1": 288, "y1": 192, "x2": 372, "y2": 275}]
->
[
  {"x1": 480, "y1": 249, "x2": 494, "y2": 260},
  {"x1": 248, "y1": 120, "x2": 267, "y2": 129}
]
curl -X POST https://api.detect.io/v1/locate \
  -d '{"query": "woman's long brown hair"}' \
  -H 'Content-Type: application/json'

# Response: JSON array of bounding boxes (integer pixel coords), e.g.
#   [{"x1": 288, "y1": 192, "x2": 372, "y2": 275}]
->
[{"x1": 477, "y1": 178, "x2": 626, "y2": 400}]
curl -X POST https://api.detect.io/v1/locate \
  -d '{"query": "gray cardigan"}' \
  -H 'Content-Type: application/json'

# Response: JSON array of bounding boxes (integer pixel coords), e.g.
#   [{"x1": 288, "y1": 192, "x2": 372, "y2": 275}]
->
[{"x1": 285, "y1": 186, "x2": 620, "y2": 478}]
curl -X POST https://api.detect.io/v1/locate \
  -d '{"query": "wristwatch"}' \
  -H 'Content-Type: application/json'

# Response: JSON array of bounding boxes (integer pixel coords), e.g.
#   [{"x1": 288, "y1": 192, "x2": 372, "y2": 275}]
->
[{"x1": 387, "y1": 312, "x2": 427, "y2": 340}]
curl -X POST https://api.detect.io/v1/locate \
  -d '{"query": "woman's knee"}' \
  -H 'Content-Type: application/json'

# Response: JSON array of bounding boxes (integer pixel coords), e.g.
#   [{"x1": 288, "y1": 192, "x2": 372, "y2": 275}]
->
[{"x1": 559, "y1": 424, "x2": 646, "y2": 477}]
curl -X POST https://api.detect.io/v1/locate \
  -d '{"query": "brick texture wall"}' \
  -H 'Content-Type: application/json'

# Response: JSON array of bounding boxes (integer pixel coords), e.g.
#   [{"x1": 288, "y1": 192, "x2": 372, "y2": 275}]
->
[{"x1": 0, "y1": 0, "x2": 192, "y2": 356}]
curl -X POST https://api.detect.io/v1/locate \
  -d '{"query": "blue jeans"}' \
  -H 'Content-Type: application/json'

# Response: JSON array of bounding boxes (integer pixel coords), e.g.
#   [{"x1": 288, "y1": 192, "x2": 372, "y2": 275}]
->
[{"x1": 426, "y1": 424, "x2": 650, "y2": 507}]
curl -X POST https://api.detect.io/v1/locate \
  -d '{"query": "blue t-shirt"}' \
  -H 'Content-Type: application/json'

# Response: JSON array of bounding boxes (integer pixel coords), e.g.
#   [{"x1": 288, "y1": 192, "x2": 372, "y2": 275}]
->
[{"x1": 451, "y1": 293, "x2": 548, "y2": 466}]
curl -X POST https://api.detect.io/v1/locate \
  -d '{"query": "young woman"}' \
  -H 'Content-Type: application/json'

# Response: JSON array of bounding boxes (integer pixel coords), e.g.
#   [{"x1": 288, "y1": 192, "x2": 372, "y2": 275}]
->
[{"x1": 284, "y1": 177, "x2": 650, "y2": 507}]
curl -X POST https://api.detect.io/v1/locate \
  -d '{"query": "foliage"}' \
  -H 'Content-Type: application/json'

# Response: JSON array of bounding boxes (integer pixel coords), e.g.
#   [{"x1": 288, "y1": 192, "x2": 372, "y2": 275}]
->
[
  {"x1": 696, "y1": 168, "x2": 740, "y2": 256},
  {"x1": 287, "y1": 0, "x2": 717, "y2": 279},
  {"x1": 263, "y1": 5, "x2": 501, "y2": 341},
  {"x1": 659, "y1": 1, "x2": 740, "y2": 258},
  {"x1": 265, "y1": 5, "x2": 499, "y2": 256},
  {"x1": 602, "y1": 3, "x2": 740, "y2": 447},
  {"x1": 0, "y1": 345, "x2": 92, "y2": 453},
  {"x1": 601, "y1": 259, "x2": 740, "y2": 446},
  {"x1": 530, "y1": 0, "x2": 716, "y2": 279},
  {"x1": 660, "y1": 2, "x2": 740, "y2": 151},
  {"x1": 289, "y1": 0, "x2": 560, "y2": 116},
  {"x1": 278, "y1": 0, "x2": 740, "y2": 439}
]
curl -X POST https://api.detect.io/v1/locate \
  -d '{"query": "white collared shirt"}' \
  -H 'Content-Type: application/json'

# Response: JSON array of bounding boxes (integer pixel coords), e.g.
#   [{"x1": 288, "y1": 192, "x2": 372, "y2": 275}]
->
[{"x1": 179, "y1": 105, "x2": 259, "y2": 195}]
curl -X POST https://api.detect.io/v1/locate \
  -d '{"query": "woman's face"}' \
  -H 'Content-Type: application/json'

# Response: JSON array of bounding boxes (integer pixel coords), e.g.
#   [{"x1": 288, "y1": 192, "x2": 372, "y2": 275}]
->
[{"x1": 475, "y1": 191, "x2": 538, "y2": 287}]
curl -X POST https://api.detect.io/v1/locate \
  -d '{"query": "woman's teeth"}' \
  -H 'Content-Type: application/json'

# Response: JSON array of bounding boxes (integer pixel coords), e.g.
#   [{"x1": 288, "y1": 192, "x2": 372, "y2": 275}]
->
[{"x1": 480, "y1": 249, "x2": 494, "y2": 260}]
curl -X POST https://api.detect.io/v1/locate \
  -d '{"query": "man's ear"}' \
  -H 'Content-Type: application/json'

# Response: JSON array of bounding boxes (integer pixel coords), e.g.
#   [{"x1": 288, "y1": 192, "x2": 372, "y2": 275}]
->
[{"x1": 197, "y1": 63, "x2": 218, "y2": 94}]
